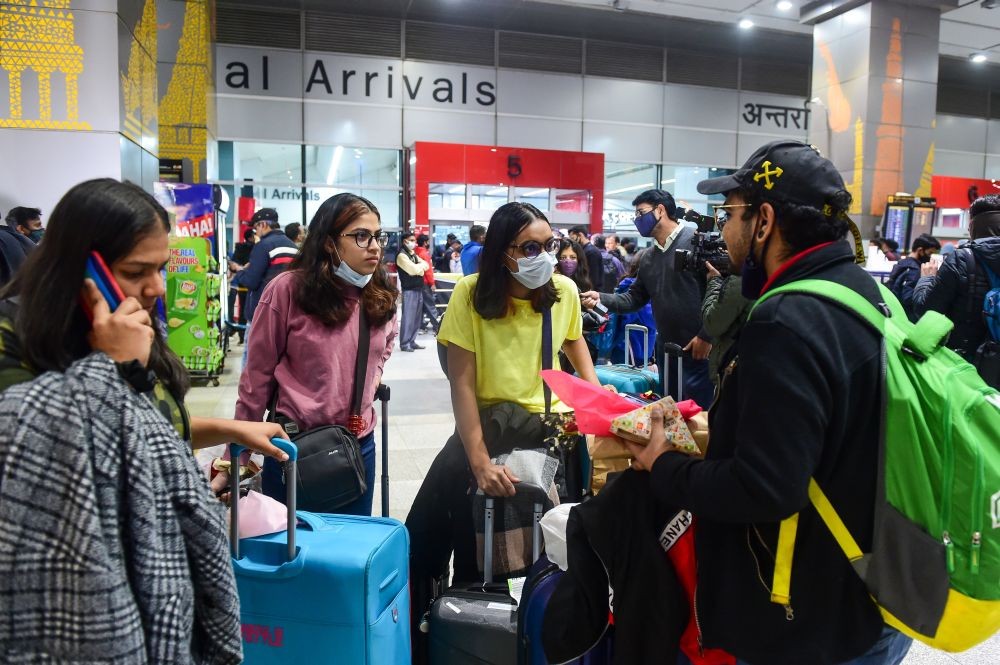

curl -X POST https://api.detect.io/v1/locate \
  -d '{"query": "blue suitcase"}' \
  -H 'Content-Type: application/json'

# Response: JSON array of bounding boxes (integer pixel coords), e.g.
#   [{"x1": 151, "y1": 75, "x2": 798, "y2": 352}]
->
[
  {"x1": 230, "y1": 405, "x2": 410, "y2": 664},
  {"x1": 517, "y1": 556, "x2": 613, "y2": 665},
  {"x1": 594, "y1": 324, "x2": 662, "y2": 395}
]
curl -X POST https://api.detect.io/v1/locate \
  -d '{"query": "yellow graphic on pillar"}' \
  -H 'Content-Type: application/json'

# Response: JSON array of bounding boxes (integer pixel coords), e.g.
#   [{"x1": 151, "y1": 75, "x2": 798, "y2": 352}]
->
[
  {"x1": 159, "y1": 1, "x2": 209, "y2": 182},
  {"x1": 914, "y1": 120, "x2": 935, "y2": 199},
  {"x1": 121, "y1": 0, "x2": 157, "y2": 147},
  {"x1": 0, "y1": 0, "x2": 89, "y2": 129},
  {"x1": 846, "y1": 118, "x2": 864, "y2": 215}
]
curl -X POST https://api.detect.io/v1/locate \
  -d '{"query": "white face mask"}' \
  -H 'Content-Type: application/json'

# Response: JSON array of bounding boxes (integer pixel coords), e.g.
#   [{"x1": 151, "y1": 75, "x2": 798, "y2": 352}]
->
[
  {"x1": 332, "y1": 245, "x2": 373, "y2": 288},
  {"x1": 507, "y1": 251, "x2": 556, "y2": 290},
  {"x1": 404, "y1": 240, "x2": 417, "y2": 251}
]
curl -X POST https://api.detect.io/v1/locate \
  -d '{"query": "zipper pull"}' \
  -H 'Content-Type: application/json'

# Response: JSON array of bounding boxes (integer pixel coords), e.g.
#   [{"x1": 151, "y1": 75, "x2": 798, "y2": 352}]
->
[
  {"x1": 971, "y1": 532, "x2": 982, "y2": 574},
  {"x1": 943, "y1": 532, "x2": 954, "y2": 574},
  {"x1": 784, "y1": 604, "x2": 795, "y2": 621}
]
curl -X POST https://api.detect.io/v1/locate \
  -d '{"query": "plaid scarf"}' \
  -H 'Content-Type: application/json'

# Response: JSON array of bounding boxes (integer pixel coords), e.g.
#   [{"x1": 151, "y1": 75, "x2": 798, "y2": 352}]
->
[{"x1": 0, "y1": 354, "x2": 241, "y2": 664}]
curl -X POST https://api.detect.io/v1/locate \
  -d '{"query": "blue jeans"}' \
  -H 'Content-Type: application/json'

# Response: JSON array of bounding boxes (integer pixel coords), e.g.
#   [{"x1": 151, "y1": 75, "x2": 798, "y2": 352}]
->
[
  {"x1": 676, "y1": 625, "x2": 912, "y2": 665},
  {"x1": 261, "y1": 431, "x2": 376, "y2": 517}
]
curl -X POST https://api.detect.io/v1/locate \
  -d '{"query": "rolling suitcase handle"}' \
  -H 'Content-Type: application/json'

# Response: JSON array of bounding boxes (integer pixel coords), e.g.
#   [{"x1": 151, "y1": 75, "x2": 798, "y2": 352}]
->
[
  {"x1": 229, "y1": 438, "x2": 298, "y2": 562},
  {"x1": 664, "y1": 342, "x2": 685, "y2": 401},
  {"x1": 375, "y1": 383, "x2": 391, "y2": 518},
  {"x1": 483, "y1": 482, "x2": 547, "y2": 585},
  {"x1": 624, "y1": 323, "x2": 649, "y2": 370}
]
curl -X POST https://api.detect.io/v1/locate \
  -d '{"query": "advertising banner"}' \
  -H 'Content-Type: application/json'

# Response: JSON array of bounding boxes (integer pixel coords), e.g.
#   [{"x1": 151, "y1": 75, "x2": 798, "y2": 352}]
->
[
  {"x1": 166, "y1": 237, "x2": 222, "y2": 373},
  {"x1": 154, "y1": 182, "x2": 217, "y2": 252}
]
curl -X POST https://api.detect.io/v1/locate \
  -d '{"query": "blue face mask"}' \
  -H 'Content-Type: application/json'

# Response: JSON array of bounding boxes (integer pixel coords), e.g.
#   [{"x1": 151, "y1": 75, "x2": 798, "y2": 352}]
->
[
  {"x1": 332, "y1": 246, "x2": 373, "y2": 288},
  {"x1": 634, "y1": 210, "x2": 659, "y2": 237}
]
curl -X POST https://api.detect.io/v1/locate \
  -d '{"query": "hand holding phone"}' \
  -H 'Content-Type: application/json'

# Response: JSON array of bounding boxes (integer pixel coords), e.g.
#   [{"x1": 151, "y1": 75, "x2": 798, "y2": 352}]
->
[{"x1": 80, "y1": 253, "x2": 155, "y2": 367}]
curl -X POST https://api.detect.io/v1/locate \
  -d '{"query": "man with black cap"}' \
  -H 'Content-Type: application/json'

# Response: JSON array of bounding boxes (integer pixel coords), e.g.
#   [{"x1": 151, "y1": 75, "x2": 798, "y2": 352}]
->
[
  {"x1": 241, "y1": 208, "x2": 298, "y2": 326},
  {"x1": 913, "y1": 194, "x2": 1000, "y2": 367},
  {"x1": 625, "y1": 141, "x2": 912, "y2": 665},
  {"x1": 580, "y1": 190, "x2": 714, "y2": 408}
]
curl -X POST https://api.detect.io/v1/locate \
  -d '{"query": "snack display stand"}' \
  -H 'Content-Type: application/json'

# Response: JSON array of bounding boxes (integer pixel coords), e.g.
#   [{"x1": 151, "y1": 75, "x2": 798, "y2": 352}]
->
[{"x1": 166, "y1": 237, "x2": 226, "y2": 385}]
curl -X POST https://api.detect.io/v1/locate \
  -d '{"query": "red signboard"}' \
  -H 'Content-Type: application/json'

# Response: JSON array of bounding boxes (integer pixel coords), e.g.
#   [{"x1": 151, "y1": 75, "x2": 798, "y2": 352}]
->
[
  {"x1": 413, "y1": 142, "x2": 605, "y2": 233},
  {"x1": 931, "y1": 175, "x2": 1000, "y2": 209}
]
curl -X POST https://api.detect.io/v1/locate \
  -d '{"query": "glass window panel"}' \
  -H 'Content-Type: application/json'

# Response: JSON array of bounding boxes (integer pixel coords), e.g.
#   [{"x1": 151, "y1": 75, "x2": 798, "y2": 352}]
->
[
  {"x1": 305, "y1": 187, "x2": 401, "y2": 231},
  {"x1": 306, "y1": 146, "x2": 401, "y2": 187},
  {"x1": 249, "y1": 185, "x2": 308, "y2": 228},
  {"x1": 553, "y1": 189, "x2": 591, "y2": 214},
  {"x1": 429, "y1": 183, "x2": 467, "y2": 210},
  {"x1": 469, "y1": 184, "x2": 508, "y2": 211},
  {"x1": 514, "y1": 187, "x2": 550, "y2": 212},
  {"x1": 662, "y1": 165, "x2": 734, "y2": 215},
  {"x1": 233, "y1": 142, "x2": 303, "y2": 184},
  {"x1": 603, "y1": 162, "x2": 656, "y2": 233}
]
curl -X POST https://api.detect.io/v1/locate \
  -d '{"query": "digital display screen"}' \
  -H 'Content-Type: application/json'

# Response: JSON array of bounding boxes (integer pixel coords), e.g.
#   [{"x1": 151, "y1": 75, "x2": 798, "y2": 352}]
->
[{"x1": 884, "y1": 206, "x2": 909, "y2": 249}]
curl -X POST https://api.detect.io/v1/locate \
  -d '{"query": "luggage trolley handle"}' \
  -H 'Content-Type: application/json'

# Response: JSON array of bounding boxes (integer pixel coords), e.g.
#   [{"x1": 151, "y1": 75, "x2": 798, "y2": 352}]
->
[
  {"x1": 624, "y1": 323, "x2": 650, "y2": 370},
  {"x1": 375, "y1": 383, "x2": 391, "y2": 518},
  {"x1": 229, "y1": 438, "x2": 298, "y2": 562},
  {"x1": 482, "y1": 482, "x2": 547, "y2": 584},
  {"x1": 663, "y1": 342, "x2": 685, "y2": 401}
]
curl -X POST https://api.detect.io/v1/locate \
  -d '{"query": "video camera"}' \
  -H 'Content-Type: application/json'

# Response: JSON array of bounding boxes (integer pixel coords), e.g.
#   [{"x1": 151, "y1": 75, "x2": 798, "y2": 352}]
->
[{"x1": 673, "y1": 207, "x2": 732, "y2": 276}]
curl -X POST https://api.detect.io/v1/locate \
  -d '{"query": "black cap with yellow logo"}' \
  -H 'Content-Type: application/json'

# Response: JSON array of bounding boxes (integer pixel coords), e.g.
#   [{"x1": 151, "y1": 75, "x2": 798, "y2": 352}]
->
[{"x1": 697, "y1": 140, "x2": 847, "y2": 211}]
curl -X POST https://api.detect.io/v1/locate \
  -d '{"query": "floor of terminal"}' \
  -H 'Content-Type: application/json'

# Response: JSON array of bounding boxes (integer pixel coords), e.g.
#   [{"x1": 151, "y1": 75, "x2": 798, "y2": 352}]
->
[{"x1": 188, "y1": 333, "x2": 997, "y2": 665}]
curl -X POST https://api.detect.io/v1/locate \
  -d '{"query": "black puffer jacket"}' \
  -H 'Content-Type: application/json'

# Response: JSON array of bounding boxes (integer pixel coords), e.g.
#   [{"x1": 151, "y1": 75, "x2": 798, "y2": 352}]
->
[
  {"x1": 648, "y1": 242, "x2": 886, "y2": 665},
  {"x1": 913, "y1": 237, "x2": 1000, "y2": 360}
]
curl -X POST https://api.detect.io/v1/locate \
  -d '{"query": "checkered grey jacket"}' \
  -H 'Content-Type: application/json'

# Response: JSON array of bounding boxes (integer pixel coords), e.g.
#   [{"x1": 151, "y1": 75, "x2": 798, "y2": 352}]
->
[{"x1": 0, "y1": 354, "x2": 242, "y2": 664}]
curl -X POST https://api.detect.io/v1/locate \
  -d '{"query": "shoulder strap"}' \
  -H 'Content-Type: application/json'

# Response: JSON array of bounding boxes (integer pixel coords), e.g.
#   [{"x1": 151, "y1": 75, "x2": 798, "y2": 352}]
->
[
  {"x1": 751, "y1": 279, "x2": 892, "y2": 334},
  {"x1": 542, "y1": 307, "x2": 552, "y2": 415},
  {"x1": 352, "y1": 304, "x2": 371, "y2": 417}
]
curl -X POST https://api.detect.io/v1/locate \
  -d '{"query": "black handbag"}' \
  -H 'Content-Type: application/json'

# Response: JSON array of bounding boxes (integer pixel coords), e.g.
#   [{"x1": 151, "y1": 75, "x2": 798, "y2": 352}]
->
[{"x1": 269, "y1": 310, "x2": 371, "y2": 512}]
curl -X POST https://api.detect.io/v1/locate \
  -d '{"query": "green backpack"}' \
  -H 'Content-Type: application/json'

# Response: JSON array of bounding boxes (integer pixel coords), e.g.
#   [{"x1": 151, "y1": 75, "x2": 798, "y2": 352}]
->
[{"x1": 753, "y1": 279, "x2": 1000, "y2": 652}]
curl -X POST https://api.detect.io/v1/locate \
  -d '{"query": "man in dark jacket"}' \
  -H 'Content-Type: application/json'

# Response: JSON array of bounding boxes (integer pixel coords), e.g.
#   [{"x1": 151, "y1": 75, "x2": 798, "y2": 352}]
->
[
  {"x1": 0, "y1": 208, "x2": 38, "y2": 285},
  {"x1": 886, "y1": 233, "x2": 940, "y2": 321},
  {"x1": 627, "y1": 141, "x2": 911, "y2": 665},
  {"x1": 913, "y1": 195, "x2": 1000, "y2": 361},
  {"x1": 569, "y1": 226, "x2": 604, "y2": 292},
  {"x1": 241, "y1": 208, "x2": 298, "y2": 323},
  {"x1": 581, "y1": 190, "x2": 714, "y2": 408}
]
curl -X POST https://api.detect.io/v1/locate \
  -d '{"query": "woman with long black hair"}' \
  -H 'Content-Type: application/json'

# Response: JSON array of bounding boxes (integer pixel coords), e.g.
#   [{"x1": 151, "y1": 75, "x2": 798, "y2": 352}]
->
[
  {"x1": 0, "y1": 178, "x2": 286, "y2": 458},
  {"x1": 236, "y1": 193, "x2": 398, "y2": 516}
]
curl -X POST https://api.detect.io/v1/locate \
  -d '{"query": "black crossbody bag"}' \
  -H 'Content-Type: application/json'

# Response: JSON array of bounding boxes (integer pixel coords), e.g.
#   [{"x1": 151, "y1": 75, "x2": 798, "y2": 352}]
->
[{"x1": 269, "y1": 311, "x2": 370, "y2": 512}]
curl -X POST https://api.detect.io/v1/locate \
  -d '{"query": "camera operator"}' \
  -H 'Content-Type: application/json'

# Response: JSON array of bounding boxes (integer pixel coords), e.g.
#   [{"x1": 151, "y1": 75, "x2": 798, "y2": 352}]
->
[{"x1": 581, "y1": 189, "x2": 714, "y2": 407}]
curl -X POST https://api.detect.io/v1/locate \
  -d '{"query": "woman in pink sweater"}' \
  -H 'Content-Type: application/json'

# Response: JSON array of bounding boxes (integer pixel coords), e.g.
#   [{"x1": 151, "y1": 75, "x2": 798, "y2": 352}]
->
[{"x1": 236, "y1": 193, "x2": 398, "y2": 516}]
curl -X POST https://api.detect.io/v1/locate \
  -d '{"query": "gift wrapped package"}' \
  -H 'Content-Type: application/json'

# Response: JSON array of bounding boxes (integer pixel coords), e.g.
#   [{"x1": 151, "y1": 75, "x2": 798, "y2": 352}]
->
[{"x1": 610, "y1": 396, "x2": 700, "y2": 455}]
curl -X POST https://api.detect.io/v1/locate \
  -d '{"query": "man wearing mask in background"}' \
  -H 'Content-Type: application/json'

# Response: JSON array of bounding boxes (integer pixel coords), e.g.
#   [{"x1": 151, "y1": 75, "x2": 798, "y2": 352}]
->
[
  {"x1": 628, "y1": 141, "x2": 911, "y2": 665},
  {"x1": 885, "y1": 233, "x2": 940, "y2": 321},
  {"x1": 568, "y1": 226, "x2": 604, "y2": 291},
  {"x1": 0, "y1": 207, "x2": 39, "y2": 285},
  {"x1": 414, "y1": 233, "x2": 440, "y2": 335},
  {"x1": 6, "y1": 207, "x2": 44, "y2": 243},
  {"x1": 396, "y1": 232, "x2": 431, "y2": 351},
  {"x1": 581, "y1": 189, "x2": 714, "y2": 408}
]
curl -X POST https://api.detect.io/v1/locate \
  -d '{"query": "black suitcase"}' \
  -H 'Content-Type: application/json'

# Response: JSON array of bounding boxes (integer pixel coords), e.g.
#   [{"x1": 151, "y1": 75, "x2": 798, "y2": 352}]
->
[{"x1": 428, "y1": 484, "x2": 546, "y2": 664}]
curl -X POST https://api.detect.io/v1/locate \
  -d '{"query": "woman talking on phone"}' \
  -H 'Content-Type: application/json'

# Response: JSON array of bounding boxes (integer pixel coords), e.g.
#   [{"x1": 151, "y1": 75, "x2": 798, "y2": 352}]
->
[{"x1": 0, "y1": 178, "x2": 287, "y2": 459}]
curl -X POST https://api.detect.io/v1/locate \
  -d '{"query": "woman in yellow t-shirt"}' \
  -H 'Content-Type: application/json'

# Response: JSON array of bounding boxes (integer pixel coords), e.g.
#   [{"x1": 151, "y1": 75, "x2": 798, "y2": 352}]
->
[{"x1": 437, "y1": 202, "x2": 601, "y2": 497}]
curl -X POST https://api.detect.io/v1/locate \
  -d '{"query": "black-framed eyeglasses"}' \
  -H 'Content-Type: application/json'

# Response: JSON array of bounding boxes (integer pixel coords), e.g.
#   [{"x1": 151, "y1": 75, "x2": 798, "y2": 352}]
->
[
  {"x1": 341, "y1": 230, "x2": 389, "y2": 249},
  {"x1": 509, "y1": 237, "x2": 560, "y2": 258},
  {"x1": 712, "y1": 204, "x2": 752, "y2": 230},
  {"x1": 634, "y1": 207, "x2": 655, "y2": 220}
]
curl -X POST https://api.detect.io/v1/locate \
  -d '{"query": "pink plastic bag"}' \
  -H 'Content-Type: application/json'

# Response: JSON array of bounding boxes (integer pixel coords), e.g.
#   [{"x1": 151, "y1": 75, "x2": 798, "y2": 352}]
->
[
  {"x1": 228, "y1": 490, "x2": 288, "y2": 539},
  {"x1": 541, "y1": 370, "x2": 702, "y2": 437}
]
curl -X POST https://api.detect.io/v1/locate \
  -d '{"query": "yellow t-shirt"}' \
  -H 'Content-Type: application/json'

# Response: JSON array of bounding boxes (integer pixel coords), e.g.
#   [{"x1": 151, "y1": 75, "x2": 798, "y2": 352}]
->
[{"x1": 438, "y1": 273, "x2": 582, "y2": 413}]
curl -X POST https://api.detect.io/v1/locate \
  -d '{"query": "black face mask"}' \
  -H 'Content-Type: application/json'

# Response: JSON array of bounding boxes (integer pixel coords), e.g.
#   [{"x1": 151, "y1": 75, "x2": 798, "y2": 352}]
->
[
  {"x1": 740, "y1": 217, "x2": 771, "y2": 299},
  {"x1": 916, "y1": 251, "x2": 932, "y2": 264}
]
